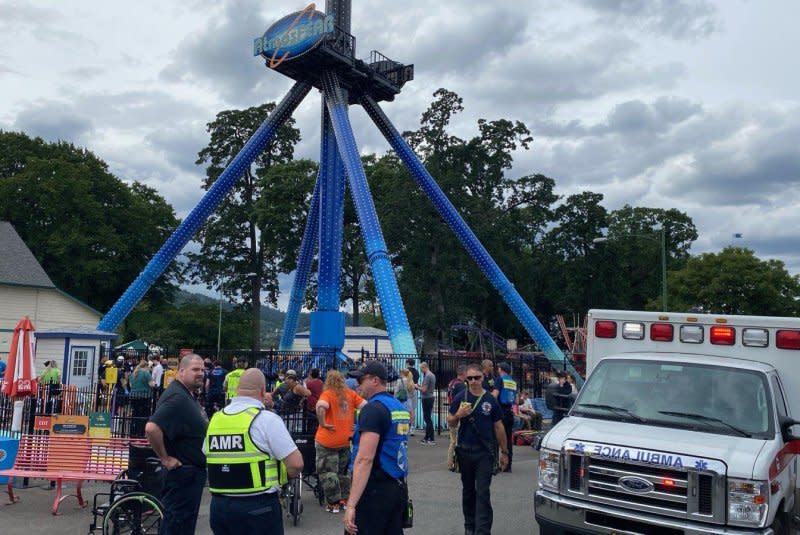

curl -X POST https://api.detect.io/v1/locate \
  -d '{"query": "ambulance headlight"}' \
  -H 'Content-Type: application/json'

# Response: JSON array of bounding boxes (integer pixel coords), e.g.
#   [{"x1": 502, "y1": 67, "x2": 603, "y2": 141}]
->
[
  {"x1": 728, "y1": 479, "x2": 768, "y2": 527},
  {"x1": 538, "y1": 449, "x2": 560, "y2": 492}
]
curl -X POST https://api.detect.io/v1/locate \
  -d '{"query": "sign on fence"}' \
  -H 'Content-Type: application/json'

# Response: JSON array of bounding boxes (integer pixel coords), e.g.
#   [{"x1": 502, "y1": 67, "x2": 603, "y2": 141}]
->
[
  {"x1": 34, "y1": 416, "x2": 51, "y2": 432},
  {"x1": 50, "y1": 415, "x2": 89, "y2": 436},
  {"x1": 89, "y1": 412, "x2": 112, "y2": 438}
]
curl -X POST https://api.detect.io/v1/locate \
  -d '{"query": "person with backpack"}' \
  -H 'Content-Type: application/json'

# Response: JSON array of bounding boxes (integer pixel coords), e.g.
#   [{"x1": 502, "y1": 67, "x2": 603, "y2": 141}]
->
[{"x1": 447, "y1": 365, "x2": 467, "y2": 470}]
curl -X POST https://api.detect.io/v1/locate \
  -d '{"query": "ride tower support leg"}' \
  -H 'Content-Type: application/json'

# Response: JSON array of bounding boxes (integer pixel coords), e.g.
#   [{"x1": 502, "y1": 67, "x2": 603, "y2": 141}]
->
[
  {"x1": 97, "y1": 82, "x2": 312, "y2": 332},
  {"x1": 322, "y1": 72, "x2": 416, "y2": 355},
  {"x1": 310, "y1": 105, "x2": 348, "y2": 359},
  {"x1": 360, "y1": 95, "x2": 580, "y2": 383},
  {"x1": 316, "y1": 109, "x2": 347, "y2": 312},
  {"x1": 279, "y1": 180, "x2": 320, "y2": 351}
]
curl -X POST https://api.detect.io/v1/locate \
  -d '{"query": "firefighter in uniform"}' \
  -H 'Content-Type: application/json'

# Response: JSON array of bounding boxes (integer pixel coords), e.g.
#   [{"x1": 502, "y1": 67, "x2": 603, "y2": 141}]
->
[
  {"x1": 344, "y1": 361, "x2": 411, "y2": 535},
  {"x1": 493, "y1": 362, "x2": 517, "y2": 472},
  {"x1": 204, "y1": 368, "x2": 304, "y2": 535}
]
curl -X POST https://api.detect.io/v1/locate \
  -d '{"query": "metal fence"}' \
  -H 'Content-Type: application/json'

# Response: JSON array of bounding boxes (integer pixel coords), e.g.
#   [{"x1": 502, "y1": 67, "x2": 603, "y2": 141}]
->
[
  {"x1": 0, "y1": 381, "x2": 159, "y2": 439},
  {"x1": 2, "y1": 348, "x2": 560, "y2": 439}
]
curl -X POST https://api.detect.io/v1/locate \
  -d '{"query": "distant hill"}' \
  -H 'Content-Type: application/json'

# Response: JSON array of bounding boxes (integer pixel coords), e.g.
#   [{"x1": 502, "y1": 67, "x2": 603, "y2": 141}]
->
[{"x1": 172, "y1": 289, "x2": 342, "y2": 341}]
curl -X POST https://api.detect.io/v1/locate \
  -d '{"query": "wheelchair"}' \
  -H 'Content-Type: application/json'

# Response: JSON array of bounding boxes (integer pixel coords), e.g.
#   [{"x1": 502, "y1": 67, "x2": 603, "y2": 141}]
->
[
  {"x1": 280, "y1": 409, "x2": 325, "y2": 526},
  {"x1": 88, "y1": 445, "x2": 165, "y2": 535}
]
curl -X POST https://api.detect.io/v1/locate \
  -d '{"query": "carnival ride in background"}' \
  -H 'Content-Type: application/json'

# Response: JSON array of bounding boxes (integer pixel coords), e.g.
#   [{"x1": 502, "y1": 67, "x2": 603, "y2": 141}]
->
[{"x1": 95, "y1": 0, "x2": 581, "y2": 383}]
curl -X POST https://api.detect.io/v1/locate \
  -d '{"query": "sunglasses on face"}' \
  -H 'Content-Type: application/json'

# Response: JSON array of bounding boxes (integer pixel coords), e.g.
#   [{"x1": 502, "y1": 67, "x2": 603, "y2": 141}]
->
[{"x1": 466, "y1": 375, "x2": 482, "y2": 382}]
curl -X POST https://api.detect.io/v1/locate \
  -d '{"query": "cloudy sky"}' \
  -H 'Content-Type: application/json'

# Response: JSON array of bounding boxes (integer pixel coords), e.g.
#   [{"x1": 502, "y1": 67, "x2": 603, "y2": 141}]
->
[{"x1": 1, "y1": 0, "x2": 799, "y2": 306}]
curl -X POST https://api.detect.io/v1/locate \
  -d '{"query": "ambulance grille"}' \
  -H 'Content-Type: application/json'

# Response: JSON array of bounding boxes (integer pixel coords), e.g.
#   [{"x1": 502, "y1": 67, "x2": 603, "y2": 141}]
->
[{"x1": 586, "y1": 458, "x2": 688, "y2": 513}]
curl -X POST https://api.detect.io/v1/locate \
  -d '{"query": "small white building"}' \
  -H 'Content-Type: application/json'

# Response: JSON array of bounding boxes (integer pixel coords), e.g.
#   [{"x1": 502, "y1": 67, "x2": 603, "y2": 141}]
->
[
  {"x1": 292, "y1": 326, "x2": 393, "y2": 359},
  {"x1": 35, "y1": 327, "x2": 117, "y2": 388},
  {"x1": 0, "y1": 221, "x2": 104, "y2": 364}
]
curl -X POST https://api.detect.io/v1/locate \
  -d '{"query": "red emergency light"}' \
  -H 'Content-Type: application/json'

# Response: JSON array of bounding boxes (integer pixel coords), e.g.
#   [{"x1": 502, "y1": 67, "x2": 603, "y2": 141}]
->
[
  {"x1": 776, "y1": 330, "x2": 800, "y2": 350},
  {"x1": 710, "y1": 326, "x2": 735, "y2": 345},
  {"x1": 595, "y1": 321, "x2": 617, "y2": 338},
  {"x1": 650, "y1": 323, "x2": 674, "y2": 342}
]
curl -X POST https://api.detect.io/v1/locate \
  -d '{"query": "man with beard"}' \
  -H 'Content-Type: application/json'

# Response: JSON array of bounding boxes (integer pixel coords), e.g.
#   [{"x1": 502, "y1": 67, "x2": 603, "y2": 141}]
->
[{"x1": 145, "y1": 354, "x2": 209, "y2": 535}]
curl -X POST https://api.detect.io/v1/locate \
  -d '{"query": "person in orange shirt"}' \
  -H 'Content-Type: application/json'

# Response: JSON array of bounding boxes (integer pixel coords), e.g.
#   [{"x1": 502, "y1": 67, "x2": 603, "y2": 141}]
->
[{"x1": 315, "y1": 370, "x2": 367, "y2": 514}]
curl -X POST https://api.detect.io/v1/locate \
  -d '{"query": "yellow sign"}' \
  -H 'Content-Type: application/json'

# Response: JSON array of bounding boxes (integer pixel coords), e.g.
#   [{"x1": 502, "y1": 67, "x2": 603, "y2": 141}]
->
[{"x1": 89, "y1": 412, "x2": 112, "y2": 438}]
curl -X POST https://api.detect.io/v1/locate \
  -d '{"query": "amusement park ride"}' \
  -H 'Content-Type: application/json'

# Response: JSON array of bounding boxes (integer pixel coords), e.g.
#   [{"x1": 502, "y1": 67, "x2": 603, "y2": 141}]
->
[{"x1": 96, "y1": 0, "x2": 580, "y2": 382}]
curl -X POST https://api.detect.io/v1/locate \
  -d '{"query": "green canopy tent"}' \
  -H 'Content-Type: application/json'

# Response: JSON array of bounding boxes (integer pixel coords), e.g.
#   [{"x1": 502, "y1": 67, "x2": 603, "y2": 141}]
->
[{"x1": 114, "y1": 339, "x2": 149, "y2": 351}]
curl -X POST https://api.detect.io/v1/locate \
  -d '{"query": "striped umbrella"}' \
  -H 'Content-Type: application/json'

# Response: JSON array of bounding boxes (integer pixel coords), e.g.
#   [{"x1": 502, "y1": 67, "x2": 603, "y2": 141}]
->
[{"x1": 1, "y1": 316, "x2": 37, "y2": 398}]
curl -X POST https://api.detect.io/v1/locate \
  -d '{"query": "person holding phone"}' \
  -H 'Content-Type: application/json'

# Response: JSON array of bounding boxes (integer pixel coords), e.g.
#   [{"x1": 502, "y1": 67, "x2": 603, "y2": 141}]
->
[{"x1": 446, "y1": 363, "x2": 508, "y2": 535}]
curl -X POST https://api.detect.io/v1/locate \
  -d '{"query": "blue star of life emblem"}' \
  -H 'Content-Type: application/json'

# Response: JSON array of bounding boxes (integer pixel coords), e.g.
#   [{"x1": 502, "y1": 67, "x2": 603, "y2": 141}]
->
[
  {"x1": 695, "y1": 460, "x2": 708, "y2": 471},
  {"x1": 573, "y1": 442, "x2": 585, "y2": 454}
]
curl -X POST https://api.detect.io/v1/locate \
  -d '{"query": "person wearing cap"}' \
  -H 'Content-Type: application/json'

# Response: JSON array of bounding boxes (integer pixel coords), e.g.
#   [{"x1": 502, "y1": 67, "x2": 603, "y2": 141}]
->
[
  {"x1": 343, "y1": 361, "x2": 411, "y2": 535},
  {"x1": 492, "y1": 362, "x2": 518, "y2": 472},
  {"x1": 273, "y1": 369, "x2": 311, "y2": 415},
  {"x1": 204, "y1": 368, "x2": 303, "y2": 535},
  {"x1": 447, "y1": 362, "x2": 508, "y2": 535}
]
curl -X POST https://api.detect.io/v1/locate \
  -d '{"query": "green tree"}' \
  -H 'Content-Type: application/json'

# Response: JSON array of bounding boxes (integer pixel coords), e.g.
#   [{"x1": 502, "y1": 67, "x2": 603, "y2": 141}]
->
[
  {"x1": 667, "y1": 247, "x2": 800, "y2": 315},
  {"x1": 371, "y1": 89, "x2": 557, "y2": 349},
  {"x1": 124, "y1": 302, "x2": 251, "y2": 350},
  {"x1": 597, "y1": 205, "x2": 698, "y2": 310},
  {"x1": 543, "y1": 191, "x2": 608, "y2": 315},
  {"x1": 0, "y1": 131, "x2": 179, "y2": 312},
  {"x1": 188, "y1": 104, "x2": 303, "y2": 356}
]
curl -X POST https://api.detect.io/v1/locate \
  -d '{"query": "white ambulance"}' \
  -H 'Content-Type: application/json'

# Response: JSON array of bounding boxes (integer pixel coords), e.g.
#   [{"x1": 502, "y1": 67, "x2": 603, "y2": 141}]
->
[{"x1": 535, "y1": 309, "x2": 800, "y2": 534}]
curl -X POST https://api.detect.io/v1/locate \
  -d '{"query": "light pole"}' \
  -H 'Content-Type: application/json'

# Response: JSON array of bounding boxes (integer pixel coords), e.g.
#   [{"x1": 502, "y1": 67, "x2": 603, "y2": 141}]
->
[{"x1": 593, "y1": 227, "x2": 668, "y2": 311}]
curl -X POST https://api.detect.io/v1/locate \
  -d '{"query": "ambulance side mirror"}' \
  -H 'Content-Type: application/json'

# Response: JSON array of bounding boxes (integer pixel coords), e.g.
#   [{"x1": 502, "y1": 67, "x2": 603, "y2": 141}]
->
[{"x1": 779, "y1": 417, "x2": 800, "y2": 443}]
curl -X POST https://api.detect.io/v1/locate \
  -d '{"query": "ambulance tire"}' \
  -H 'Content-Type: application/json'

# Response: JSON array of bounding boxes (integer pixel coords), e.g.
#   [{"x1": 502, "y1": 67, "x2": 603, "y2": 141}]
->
[{"x1": 771, "y1": 510, "x2": 789, "y2": 535}]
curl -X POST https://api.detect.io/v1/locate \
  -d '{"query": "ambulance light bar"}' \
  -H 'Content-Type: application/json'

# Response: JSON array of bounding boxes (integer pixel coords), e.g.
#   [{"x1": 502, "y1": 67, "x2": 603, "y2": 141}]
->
[
  {"x1": 776, "y1": 330, "x2": 800, "y2": 350},
  {"x1": 592, "y1": 320, "x2": 800, "y2": 350},
  {"x1": 710, "y1": 326, "x2": 735, "y2": 345}
]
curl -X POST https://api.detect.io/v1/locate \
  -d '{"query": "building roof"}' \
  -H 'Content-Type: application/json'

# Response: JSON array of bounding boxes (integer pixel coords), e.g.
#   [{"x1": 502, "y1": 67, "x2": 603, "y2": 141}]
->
[
  {"x1": 36, "y1": 326, "x2": 117, "y2": 340},
  {"x1": 0, "y1": 221, "x2": 55, "y2": 288},
  {"x1": 296, "y1": 326, "x2": 389, "y2": 338}
]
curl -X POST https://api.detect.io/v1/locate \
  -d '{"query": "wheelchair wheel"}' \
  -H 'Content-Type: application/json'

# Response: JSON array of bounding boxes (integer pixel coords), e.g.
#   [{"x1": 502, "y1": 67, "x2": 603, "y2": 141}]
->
[
  {"x1": 102, "y1": 492, "x2": 163, "y2": 535},
  {"x1": 288, "y1": 477, "x2": 303, "y2": 526}
]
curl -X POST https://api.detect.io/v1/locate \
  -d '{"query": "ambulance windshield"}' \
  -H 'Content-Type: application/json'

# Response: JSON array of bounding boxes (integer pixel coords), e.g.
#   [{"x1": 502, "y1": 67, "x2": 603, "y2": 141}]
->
[{"x1": 573, "y1": 360, "x2": 774, "y2": 439}]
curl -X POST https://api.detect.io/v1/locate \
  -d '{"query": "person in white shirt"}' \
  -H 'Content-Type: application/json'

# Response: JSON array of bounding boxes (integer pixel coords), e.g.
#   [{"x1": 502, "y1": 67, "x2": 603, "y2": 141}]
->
[
  {"x1": 151, "y1": 355, "x2": 164, "y2": 394},
  {"x1": 204, "y1": 368, "x2": 303, "y2": 535}
]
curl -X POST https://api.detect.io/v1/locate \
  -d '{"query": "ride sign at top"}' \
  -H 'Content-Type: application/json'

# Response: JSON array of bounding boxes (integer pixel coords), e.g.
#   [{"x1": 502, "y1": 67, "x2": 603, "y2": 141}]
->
[{"x1": 254, "y1": 4, "x2": 335, "y2": 69}]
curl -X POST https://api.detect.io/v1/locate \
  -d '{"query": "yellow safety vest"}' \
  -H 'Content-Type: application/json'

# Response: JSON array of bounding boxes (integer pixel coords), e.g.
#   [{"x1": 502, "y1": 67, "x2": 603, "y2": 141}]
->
[
  {"x1": 225, "y1": 369, "x2": 244, "y2": 400},
  {"x1": 205, "y1": 406, "x2": 287, "y2": 495}
]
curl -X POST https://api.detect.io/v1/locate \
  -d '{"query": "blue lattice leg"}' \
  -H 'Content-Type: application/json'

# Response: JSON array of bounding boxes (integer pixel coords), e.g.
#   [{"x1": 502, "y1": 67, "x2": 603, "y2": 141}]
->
[
  {"x1": 310, "y1": 105, "x2": 347, "y2": 357},
  {"x1": 322, "y1": 73, "x2": 416, "y2": 355},
  {"x1": 360, "y1": 95, "x2": 579, "y2": 383},
  {"x1": 279, "y1": 180, "x2": 320, "y2": 351},
  {"x1": 317, "y1": 108, "x2": 346, "y2": 312},
  {"x1": 97, "y1": 82, "x2": 312, "y2": 332}
]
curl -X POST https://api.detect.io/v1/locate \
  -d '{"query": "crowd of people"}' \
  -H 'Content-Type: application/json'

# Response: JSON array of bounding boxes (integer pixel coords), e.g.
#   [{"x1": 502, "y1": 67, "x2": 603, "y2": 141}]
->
[{"x1": 134, "y1": 353, "x2": 576, "y2": 535}]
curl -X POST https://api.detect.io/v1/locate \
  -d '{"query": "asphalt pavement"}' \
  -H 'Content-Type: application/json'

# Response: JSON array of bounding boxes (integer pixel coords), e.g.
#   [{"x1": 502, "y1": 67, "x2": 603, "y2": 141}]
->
[{"x1": 2, "y1": 433, "x2": 541, "y2": 535}]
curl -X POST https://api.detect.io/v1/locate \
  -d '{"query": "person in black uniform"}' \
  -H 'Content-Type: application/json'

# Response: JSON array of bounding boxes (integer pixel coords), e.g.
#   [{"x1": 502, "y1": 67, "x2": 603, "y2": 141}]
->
[
  {"x1": 344, "y1": 361, "x2": 411, "y2": 535},
  {"x1": 448, "y1": 363, "x2": 508, "y2": 535},
  {"x1": 480, "y1": 359, "x2": 495, "y2": 392},
  {"x1": 145, "y1": 354, "x2": 209, "y2": 535}
]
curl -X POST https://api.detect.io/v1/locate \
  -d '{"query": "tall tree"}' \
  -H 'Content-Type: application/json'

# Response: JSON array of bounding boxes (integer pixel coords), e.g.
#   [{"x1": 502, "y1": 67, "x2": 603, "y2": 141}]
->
[
  {"x1": 0, "y1": 132, "x2": 180, "y2": 312},
  {"x1": 543, "y1": 191, "x2": 608, "y2": 314},
  {"x1": 188, "y1": 104, "x2": 302, "y2": 355},
  {"x1": 598, "y1": 205, "x2": 698, "y2": 310},
  {"x1": 668, "y1": 247, "x2": 800, "y2": 315},
  {"x1": 372, "y1": 89, "x2": 557, "y2": 349}
]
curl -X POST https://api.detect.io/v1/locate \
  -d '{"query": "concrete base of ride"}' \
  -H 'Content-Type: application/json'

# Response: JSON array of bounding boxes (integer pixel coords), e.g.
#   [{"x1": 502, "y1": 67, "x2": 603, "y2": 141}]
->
[{"x1": 3, "y1": 437, "x2": 541, "y2": 535}]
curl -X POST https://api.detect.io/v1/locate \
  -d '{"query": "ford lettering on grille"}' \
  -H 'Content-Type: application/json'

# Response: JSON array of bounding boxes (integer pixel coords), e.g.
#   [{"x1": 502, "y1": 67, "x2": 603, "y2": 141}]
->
[{"x1": 618, "y1": 476, "x2": 654, "y2": 494}]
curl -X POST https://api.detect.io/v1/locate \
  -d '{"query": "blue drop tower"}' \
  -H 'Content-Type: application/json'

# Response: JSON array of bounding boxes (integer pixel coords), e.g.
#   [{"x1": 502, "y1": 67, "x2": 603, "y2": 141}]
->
[{"x1": 97, "y1": 0, "x2": 579, "y2": 381}]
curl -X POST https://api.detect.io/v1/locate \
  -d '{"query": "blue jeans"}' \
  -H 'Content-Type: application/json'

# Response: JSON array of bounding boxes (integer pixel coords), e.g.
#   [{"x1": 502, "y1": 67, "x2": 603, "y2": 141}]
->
[
  {"x1": 210, "y1": 492, "x2": 283, "y2": 535},
  {"x1": 159, "y1": 465, "x2": 206, "y2": 535}
]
